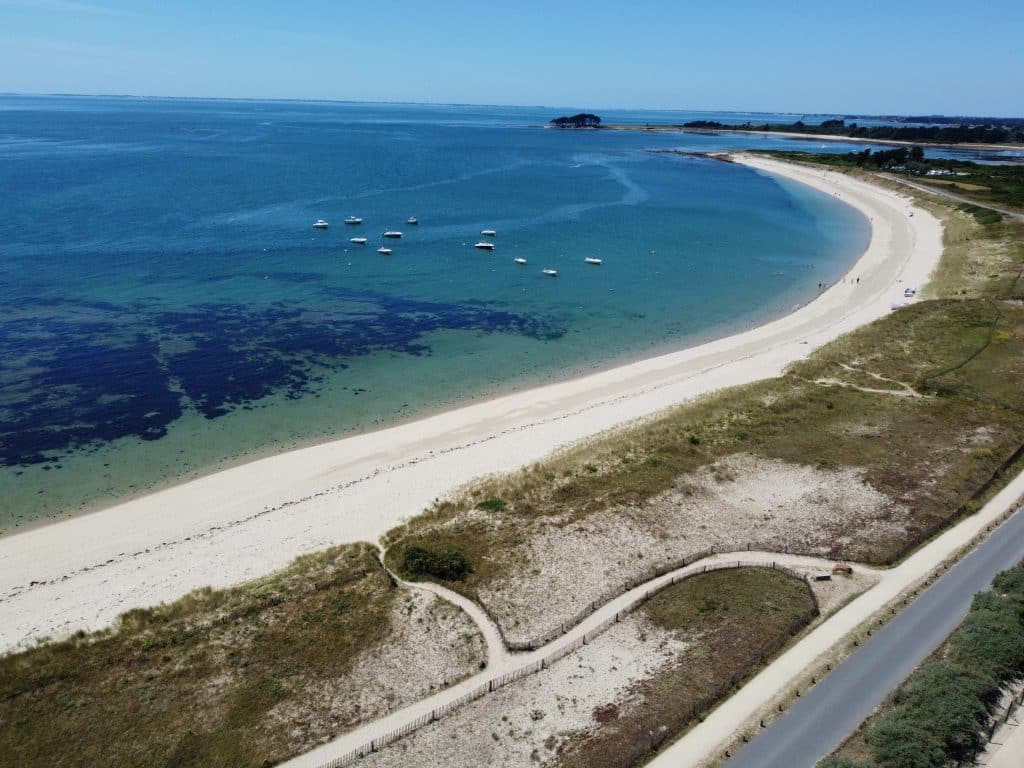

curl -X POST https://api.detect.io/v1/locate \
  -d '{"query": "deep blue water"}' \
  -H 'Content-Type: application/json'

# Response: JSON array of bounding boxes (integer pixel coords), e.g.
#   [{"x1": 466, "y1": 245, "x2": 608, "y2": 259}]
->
[{"x1": 0, "y1": 96, "x2": 897, "y2": 528}]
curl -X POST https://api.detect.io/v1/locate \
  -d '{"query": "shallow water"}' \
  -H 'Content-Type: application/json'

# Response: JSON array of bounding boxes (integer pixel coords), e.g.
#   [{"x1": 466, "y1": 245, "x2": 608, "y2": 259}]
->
[{"x1": 0, "y1": 97, "x2": 881, "y2": 529}]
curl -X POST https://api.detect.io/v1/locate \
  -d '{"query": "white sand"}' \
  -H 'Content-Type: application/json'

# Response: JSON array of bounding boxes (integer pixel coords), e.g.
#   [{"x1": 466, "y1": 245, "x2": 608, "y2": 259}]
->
[{"x1": 0, "y1": 155, "x2": 943, "y2": 653}]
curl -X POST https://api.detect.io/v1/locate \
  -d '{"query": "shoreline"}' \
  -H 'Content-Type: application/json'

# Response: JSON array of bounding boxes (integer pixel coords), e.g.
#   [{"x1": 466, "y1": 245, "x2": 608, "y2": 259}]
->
[
  {"x1": 0, "y1": 155, "x2": 943, "y2": 652},
  {"x1": 604, "y1": 124, "x2": 1024, "y2": 153},
  {"x1": 3, "y1": 248, "x2": 854, "y2": 539}
]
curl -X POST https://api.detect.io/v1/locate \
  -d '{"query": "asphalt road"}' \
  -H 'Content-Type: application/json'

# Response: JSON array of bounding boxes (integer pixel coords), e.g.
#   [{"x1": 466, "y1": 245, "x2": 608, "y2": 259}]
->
[{"x1": 726, "y1": 504, "x2": 1024, "y2": 768}]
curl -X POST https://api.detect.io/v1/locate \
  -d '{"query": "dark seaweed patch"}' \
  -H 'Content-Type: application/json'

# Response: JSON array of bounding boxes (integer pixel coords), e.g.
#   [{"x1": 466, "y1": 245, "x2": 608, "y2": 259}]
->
[{"x1": 0, "y1": 292, "x2": 566, "y2": 467}]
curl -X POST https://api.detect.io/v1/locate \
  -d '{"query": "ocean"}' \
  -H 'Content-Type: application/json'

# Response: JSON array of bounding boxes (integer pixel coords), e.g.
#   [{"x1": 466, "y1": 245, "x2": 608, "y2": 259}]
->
[{"x1": 0, "y1": 96, "x2": 902, "y2": 529}]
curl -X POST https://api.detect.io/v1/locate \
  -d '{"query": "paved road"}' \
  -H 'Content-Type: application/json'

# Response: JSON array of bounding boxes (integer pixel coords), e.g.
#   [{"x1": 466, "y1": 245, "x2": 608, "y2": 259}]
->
[
  {"x1": 726, "y1": 504, "x2": 1024, "y2": 768},
  {"x1": 880, "y1": 174, "x2": 1024, "y2": 222}
]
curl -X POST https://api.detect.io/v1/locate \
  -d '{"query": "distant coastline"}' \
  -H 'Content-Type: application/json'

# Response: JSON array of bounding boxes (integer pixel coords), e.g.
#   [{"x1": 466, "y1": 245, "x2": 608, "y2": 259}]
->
[{"x1": 604, "y1": 123, "x2": 1024, "y2": 152}]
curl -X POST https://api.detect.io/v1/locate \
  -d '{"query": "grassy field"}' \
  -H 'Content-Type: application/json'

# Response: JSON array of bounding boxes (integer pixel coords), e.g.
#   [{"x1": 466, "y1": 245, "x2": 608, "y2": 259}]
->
[
  {"x1": 554, "y1": 567, "x2": 817, "y2": 768},
  {"x1": 383, "y1": 194, "x2": 1024, "y2": 616},
  {"x1": 0, "y1": 543, "x2": 483, "y2": 768},
  {"x1": 823, "y1": 561, "x2": 1024, "y2": 768}
]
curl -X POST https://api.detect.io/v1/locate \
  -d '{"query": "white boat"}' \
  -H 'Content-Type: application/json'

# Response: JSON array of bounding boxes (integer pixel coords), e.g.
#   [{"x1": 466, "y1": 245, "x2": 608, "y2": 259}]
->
[
  {"x1": 313, "y1": 219, "x2": 329, "y2": 229},
  {"x1": 345, "y1": 216, "x2": 363, "y2": 225},
  {"x1": 584, "y1": 257, "x2": 602, "y2": 265},
  {"x1": 542, "y1": 268, "x2": 557, "y2": 277},
  {"x1": 406, "y1": 216, "x2": 419, "y2": 225},
  {"x1": 377, "y1": 247, "x2": 392, "y2": 255},
  {"x1": 514, "y1": 257, "x2": 527, "y2": 265},
  {"x1": 480, "y1": 229, "x2": 496, "y2": 236},
  {"x1": 350, "y1": 237, "x2": 367, "y2": 245},
  {"x1": 383, "y1": 230, "x2": 403, "y2": 238},
  {"x1": 475, "y1": 242, "x2": 495, "y2": 250}
]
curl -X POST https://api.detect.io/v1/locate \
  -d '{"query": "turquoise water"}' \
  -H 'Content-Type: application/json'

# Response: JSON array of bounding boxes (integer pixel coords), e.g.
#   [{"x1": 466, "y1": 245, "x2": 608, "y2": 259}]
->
[{"x1": 0, "y1": 96, "x2": 878, "y2": 529}]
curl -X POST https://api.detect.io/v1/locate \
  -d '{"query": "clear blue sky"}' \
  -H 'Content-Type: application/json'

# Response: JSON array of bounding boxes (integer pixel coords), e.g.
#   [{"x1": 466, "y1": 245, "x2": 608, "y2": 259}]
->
[{"x1": 1, "y1": 0, "x2": 1022, "y2": 116}]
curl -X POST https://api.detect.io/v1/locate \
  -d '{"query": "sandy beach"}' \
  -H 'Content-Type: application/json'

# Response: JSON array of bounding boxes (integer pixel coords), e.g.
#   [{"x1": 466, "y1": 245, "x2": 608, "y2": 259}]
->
[{"x1": 0, "y1": 156, "x2": 943, "y2": 653}]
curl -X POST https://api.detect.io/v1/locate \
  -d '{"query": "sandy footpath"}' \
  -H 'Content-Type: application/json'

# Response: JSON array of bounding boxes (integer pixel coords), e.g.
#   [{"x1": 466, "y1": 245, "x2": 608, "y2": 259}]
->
[{"x1": 0, "y1": 155, "x2": 942, "y2": 653}]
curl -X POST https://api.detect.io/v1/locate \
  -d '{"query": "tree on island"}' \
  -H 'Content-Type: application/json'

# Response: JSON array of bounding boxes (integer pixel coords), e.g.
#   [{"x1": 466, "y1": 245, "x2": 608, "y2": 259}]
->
[{"x1": 550, "y1": 113, "x2": 602, "y2": 128}]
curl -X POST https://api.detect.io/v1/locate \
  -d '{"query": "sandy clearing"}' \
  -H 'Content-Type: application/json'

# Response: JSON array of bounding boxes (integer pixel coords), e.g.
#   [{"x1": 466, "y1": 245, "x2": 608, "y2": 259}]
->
[
  {"x1": 320, "y1": 571, "x2": 868, "y2": 768},
  {"x1": 477, "y1": 454, "x2": 905, "y2": 645},
  {"x1": 646, "y1": 467, "x2": 1024, "y2": 768},
  {"x1": 0, "y1": 154, "x2": 942, "y2": 653},
  {"x1": 353, "y1": 615, "x2": 688, "y2": 768},
  {"x1": 282, "y1": 552, "x2": 868, "y2": 768}
]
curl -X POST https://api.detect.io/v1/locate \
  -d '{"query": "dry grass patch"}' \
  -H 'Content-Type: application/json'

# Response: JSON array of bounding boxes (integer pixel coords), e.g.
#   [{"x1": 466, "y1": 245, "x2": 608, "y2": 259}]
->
[{"x1": 0, "y1": 543, "x2": 484, "y2": 768}]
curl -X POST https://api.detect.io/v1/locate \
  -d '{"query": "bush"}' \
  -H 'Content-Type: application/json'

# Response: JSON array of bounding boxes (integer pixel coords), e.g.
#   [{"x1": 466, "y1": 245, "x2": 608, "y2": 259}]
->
[
  {"x1": 400, "y1": 546, "x2": 473, "y2": 582},
  {"x1": 819, "y1": 758, "x2": 871, "y2": 768},
  {"x1": 948, "y1": 608, "x2": 1024, "y2": 683},
  {"x1": 475, "y1": 498, "x2": 506, "y2": 512},
  {"x1": 855, "y1": 563, "x2": 1024, "y2": 767}
]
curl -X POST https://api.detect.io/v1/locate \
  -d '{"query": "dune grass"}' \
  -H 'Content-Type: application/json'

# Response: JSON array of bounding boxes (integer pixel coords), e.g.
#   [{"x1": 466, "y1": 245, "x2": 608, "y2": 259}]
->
[{"x1": 1, "y1": 544, "x2": 401, "y2": 768}]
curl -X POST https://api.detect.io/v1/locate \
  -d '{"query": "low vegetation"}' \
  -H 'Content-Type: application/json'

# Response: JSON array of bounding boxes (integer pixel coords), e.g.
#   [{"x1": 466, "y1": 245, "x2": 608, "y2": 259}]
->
[
  {"x1": 823, "y1": 562, "x2": 1024, "y2": 768},
  {"x1": 0, "y1": 543, "x2": 484, "y2": 767},
  {"x1": 555, "y1": 568, "x2": 817, "y2": 768}
]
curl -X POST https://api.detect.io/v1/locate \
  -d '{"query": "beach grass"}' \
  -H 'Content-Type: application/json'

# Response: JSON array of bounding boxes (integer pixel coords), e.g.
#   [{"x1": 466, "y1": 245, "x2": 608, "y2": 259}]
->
[{"x1": 0, "y1": 544, "x2": 413, "y2": 767}]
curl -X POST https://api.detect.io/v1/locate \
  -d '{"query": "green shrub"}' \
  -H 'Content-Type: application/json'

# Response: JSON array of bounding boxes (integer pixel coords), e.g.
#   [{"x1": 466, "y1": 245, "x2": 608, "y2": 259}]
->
[
  {"x1": 475, "y1": 498, "x2": 506, "y2": 512},
  {"x1": 400, "y1": 546, "x2": 473, "y2": 582},
  {"x1": 948, "y1": 608, "x2": 1024, "y2": 683},
  {"x1": 857, "y1": 563, "x2": 1024, "y2": 767},
  {"x1": 819, "y1": 758, "x2": 871, "y2": 768}
]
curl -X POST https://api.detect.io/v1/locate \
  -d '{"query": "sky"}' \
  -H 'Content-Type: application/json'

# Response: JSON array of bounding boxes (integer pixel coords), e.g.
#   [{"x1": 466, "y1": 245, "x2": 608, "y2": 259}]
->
[{"x1": 1, "y1": 0, "x2": 1022, "y2": 116}]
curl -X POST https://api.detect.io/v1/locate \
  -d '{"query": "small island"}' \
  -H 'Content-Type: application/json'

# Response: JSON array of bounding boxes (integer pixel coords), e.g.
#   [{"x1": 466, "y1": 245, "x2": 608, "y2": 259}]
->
[{"x1": 549, "y1": 112, "x2": 602, "y2": 129}]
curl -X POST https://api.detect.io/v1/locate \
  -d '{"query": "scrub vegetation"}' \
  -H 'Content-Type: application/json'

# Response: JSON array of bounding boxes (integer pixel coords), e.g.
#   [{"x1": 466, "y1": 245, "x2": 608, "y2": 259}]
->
[{"x1": 0, "y1": 543, "x2": 485, "y2": 768}]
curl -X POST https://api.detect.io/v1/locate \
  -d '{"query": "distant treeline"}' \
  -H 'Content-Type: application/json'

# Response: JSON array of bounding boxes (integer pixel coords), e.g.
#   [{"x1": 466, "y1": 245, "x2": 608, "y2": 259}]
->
[
  {"x1": 765, "y1": 148, "x2": 1024, "y2": 213},
  {"x1": 550, "y1": 113, "x2": 602, "y2": 128},
  {"x1": 869, "y1": 115, "x2": 1024, "y2": 129},
  {"x1": 681, "y1": 118, "x2": 1024, "y2": 145}
]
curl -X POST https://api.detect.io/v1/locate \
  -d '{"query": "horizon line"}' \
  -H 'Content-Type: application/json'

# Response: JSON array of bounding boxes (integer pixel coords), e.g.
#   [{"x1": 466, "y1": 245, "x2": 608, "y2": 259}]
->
[{"x1": 1, "y1": 91, "x2": 1019, "y2": 121}]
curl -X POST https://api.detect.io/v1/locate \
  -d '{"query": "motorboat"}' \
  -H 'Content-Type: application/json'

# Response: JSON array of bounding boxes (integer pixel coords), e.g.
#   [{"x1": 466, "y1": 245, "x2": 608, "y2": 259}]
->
[
  {"x1": 406, "y1": 217, "x2": 419, "y2": 225},
  {"x1": 474, "y1": 242, "x2": 495, "y2": 250},
  {"x1": 383, "y1": 230, "x2": 403, "y2": 238},
  {"x1": 480, "y1": 229, "x2": 497, "y2": 236},
  {"x1": 313, "y1": 219, "x2": 329, "y2": 229},
  {"x1": 350, "y1": 237, "x2": 368, "y2": 245},
  {"x1": 542, "y1": 268, "x2": 557, "y2": 277},
  {"x1": 514, "y1": 257, "x2": 527, "y2": 265},
  {"x1": 584, "y1": 257, "x2": 602, "y2": 265},
  {"x1": 377, "y1": 247, "x2": 392, "y2": 255},
  {"x1": 345, "y1": 216, "x2": 363, "y2": 225}
]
